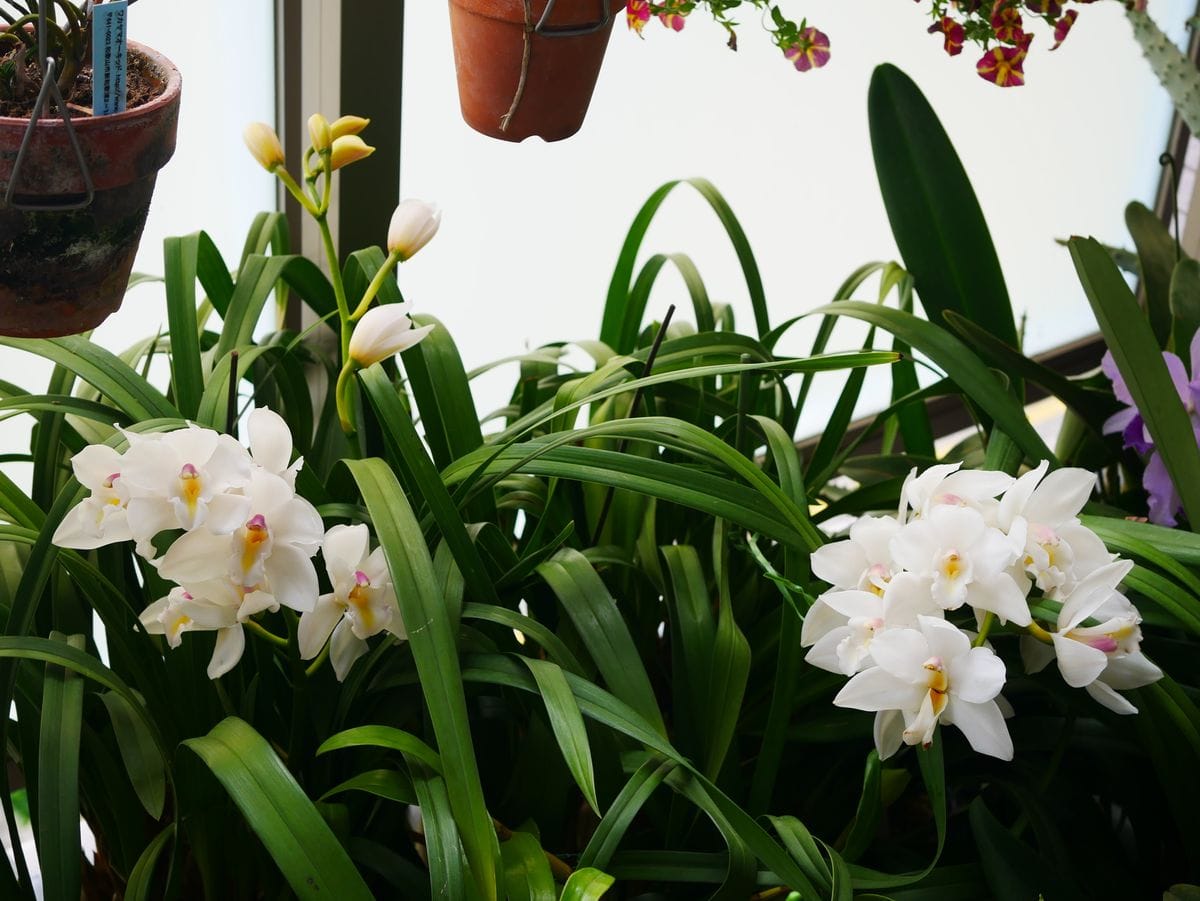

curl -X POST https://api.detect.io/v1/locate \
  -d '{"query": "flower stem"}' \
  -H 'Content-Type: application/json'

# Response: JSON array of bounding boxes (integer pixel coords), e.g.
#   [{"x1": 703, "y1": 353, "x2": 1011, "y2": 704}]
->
[
  {"x1": 245, "y1": 619, "x2": 289, "y2": 648},
  {"x1": 305, "y1": 641, "x2": 330, "y2": 678},
  {"x1": 1025, "y1": 620, "x2": 1056, "y2": 644},
  {"x1": 349, "y1": 249, "x2": 403, "y2": 322},
  {"x1": 972, "y1": 611, "x2": 996, "y2": 648},
  {"x1": 334, "y1": 361, "x2": 358, "y2": 435}
]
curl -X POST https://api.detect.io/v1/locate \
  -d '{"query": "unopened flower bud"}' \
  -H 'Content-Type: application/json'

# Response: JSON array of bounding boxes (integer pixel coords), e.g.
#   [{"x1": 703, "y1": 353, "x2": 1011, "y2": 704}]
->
[
  {"x1": 308, "y1": 113, "x2": 332, "y2": 152},
  {"x1": 349, "y1": 305, "x2": 435, "y2": 368},
  {"x1": 243, "y1": 122, "x2": 285, "y2": 171},
  {"x1": 330, "y1": 115, "x2": 371, "y2": 139},
  {"x1": 330, "y1": 135, "x2": 375, "y2": 171},
  {"x1": 387, "y1": 199, "x2": 441, "y2": 261}
]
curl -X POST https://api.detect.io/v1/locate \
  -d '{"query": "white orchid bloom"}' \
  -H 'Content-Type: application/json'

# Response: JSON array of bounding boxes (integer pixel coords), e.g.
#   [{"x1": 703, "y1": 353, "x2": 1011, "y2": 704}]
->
[
  {"x1": 995, "y1": 460, "x2": 1110, "y2": 597},
  {"x1": 803, "y1": 573, "x2": 942, "y2": 675},
  {"x1": 52, "y1": 443, "x2": 134, "y2": 549},
  {"x1": 120, "y1": 424, "x2": 253, "y2": 545},
  {"x1": 387, "y1": 199, "x2": 441, "y2": 261},
  {"x1": 247, "y1": 407, "x2": 303, "y2": 488},
  {"x1": 298, "y1": 524, "x2": 404, "y2": 681},
  {"x1": 811, "y1": 515, "x2": 902, "y2": 594},
  {"x1": 1020, "y1": 559, "x2": 1161, "y2": 712},
  {"x1": 890, "y1": 504, "x2": 1030, "y2": 625},
  {"x1": 138, "y1": 578, "x2": 276, "y2": 679},
  {"x1": 349, "y1": 303, "x2": 436, "y2": 368},
  {"x1": 835, "y1": 615, "x2": 1013, "y2": 760},
  {"x1": 898, "y1": 462, "x2": 1013, "y2": 524},
  {"x1": 156, "y1": 471, "x2": 323, "y2": 614}
]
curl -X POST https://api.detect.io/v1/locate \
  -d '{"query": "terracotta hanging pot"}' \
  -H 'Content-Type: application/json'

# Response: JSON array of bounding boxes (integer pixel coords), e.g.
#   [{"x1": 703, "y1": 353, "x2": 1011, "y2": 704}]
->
[
  {"x1": 0, "y1": 40, "x2": 181, "y2": 338},
  {"x1": 448, "y1": 0, "x2": 625, "y2": 142}
]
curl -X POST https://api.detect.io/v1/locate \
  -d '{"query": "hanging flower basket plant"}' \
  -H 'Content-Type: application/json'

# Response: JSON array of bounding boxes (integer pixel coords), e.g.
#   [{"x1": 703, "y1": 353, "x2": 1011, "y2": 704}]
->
[{"x1": 0, "y1": 0, "x2": 180, "y2": 337}]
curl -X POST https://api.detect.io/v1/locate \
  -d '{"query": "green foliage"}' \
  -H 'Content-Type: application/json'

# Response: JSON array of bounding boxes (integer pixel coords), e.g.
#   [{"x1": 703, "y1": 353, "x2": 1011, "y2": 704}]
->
[{"x1": 0, "y1": 62, "x2": 1197, "y2": 901}]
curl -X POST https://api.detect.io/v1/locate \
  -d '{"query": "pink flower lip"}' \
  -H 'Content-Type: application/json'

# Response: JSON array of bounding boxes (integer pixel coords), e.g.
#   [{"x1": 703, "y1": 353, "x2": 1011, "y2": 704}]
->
[
  {"x1": 103, "y1": 472, "x2": 120, "y2": 488},
  {"x1": 180, "y1": 463, "x2": 200, "y2": 479},
  {"x1": 247, "y1": 514, "x2": 268, "y2": 531},
  {"x1": 354, "y1": 570, "x2": 371, "y2": 587},
  {"x1": 1087, "y1": 636, "x2": 1120, "y2": 654}
]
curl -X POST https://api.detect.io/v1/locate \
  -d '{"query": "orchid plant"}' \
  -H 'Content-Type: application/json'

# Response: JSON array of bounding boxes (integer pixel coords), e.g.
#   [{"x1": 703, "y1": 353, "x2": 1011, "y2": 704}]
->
[
  {"x1": 0, "y1": 64, "x2": 1199, "y2": 901},
  {"x1": 0, "y1": 0, "x2": 98, "y2": 105}
]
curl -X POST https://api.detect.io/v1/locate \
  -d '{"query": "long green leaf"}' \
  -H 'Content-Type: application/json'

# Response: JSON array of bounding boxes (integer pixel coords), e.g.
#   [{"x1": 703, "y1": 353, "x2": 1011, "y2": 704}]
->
[
  {"x1": 501, "y1": 830, "x2": 557, "y2": 901},
  {"x1": 317, "y1": 725, "x2": 443, "y2": 773},
  {"x1": 578, "y1": 757, "x2": 675, "y2": 870},
  {"x1": 807, "y1": 302, "x2": 1053, "y2": 463},
  {"x1": 868, "y1": 63, "x2": 1018, "y2": 346},
  {"x1": 522, "y1": 657, "x2": 600, "y2": 814},
  {"x1": 537, "y1": 549, "x2": 666, "y2": 737},
  {"x1": 1071, "y1": 236, "x2": 1200, "y2": 527},
  {"x1": 99, "y1": 691, "x2": 166, "y2": 820},
  {"x1": 163, "y1": 233, "x2": 205, "y2": 418},
  {"x1": 559, "y1": 867, "x2": 616, "y2": 900},
  {"x1": 346, "y1": 458, "x2": 500, "y2": 900},
  {"x1": 38, "y1": 632, "x2": 86, "y2": 901},
  {"x1": 602, "y1": 178, "x2": 769, "y2": 351},
  {"x1": 0, "y1": 337, "x2": 178, "y2": 421},
  {"x1": 181, "y1": 717, "x2": 372, "y2": 900}
]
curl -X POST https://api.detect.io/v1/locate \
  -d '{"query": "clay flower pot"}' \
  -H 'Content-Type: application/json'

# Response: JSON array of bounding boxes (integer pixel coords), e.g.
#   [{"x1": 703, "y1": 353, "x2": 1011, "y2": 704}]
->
[
  {"x1": 448, "y1": 0, "x2": 625, "y2": 142},
  {"x1": 0, "y1": 41, "x2": 181, "y2": 338}
]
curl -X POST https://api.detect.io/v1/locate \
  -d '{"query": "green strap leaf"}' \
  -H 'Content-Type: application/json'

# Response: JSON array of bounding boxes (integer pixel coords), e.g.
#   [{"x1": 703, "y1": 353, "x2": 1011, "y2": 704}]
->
[
  {"x1": 537, "y1": 549, "x2": 666, "y2": 737},
  {"x1": 500, "y1": 830, "x2": 557, "y2": 901},
  {"x1": 123, "y1": 824, "x2": 174, "y2": 901},
  {"x1": 38, "y1": 632, "x2": 86, "y2": 901},
  {"x1": 181, "y1": 717, "x2": 372, "y2": 901},
  {"x1": 559, "y1": 867, "x2": 616, "y2": 900},
  {"x1": 319, "y1": 769, "x2": 417, "y2": 806},
  {"x1": 1071, "y1": 236, "x2": 1200, "y2": 528},
  {"x1": 521, "y1": 657, "x2": 600, "y2": 814},
  {"x1": 346, "y1": 458, "x2": 500, "y2": 900},
  {"x1": 99, "y1": 691, "x2": 166, "y2": 820},
  {"x1": 579, "y1": 757, "x2": 675, "y2": 870},
  {"x1": 806, "y1": 301, "x2": 1054, "y2": 464},
  {"x1": 1125, "y1": 200, "x2": 1176, "y2": 348},
  {"x1": 163, "y1": 233, "x2": 205, "y2": 418},
  {"x1": 317, "y1": 725, "x2": 443, "y2": 774}
]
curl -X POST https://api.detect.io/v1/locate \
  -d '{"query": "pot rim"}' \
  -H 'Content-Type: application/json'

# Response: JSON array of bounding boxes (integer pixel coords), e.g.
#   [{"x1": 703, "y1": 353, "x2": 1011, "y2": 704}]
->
[
  {"x1": 0, "y1": 38, "x2": 181, "y2": 129},
  {"x1": 449, "y1": 0, "x2": 625, "y2": 29}
]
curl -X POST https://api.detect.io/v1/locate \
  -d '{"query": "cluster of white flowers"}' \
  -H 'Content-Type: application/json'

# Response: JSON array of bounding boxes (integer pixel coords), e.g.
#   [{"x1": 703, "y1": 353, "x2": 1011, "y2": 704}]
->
[
  {"x1": 803, "y1": 461, "x2": 1163, "y2": 761},
  {"x1": 53, "y1": 411, "x2": 402, "y2": 681}
]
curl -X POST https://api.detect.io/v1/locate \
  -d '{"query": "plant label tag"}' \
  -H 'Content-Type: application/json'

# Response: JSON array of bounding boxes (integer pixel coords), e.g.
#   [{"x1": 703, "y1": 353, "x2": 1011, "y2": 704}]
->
[{"x1": 92, "y1": 0, "x2": 129, "y2": 116}]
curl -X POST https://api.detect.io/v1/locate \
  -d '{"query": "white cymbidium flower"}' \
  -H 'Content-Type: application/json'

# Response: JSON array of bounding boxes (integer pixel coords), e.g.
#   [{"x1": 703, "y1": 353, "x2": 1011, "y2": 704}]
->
[
  {"x1": 247, "y1": 408, "x2": 303, "y2": 488},
  {"x1": 387, "y1": 199, "x2": 441, "y2": 261},
  {"x1": 139, "y1": 578, "x2": 277, "y2": 679},
  {"x1": 52, "y1": 444, "x2": 134, "y2": 549},
  {"x1": 121, "y1": 424, "x2": 253, "y2": 543},
  {"x1": 898, "y1": 462, "x2": 1013, "y2": 524},
  {"x1": 995, "y1": 460, "x2": 1111, "y2": 597},
  {"x1": 1021, "y1": 559, "x2": 1162, "y2": 713},
  {"x1": 811, "y1": 515, "x2": 902, "y2": 594},
  {"x1": 298, "y1": 524, "x2": 405, "y2": 681},
  {"x1": 803, "y1": 573, "x2": 942, "y2": 675},
  {"x1": 156, "y1": 471, "x2": 323, "y2": 614},
  {"x1": 890, "y1": 504, "x2": 1030, "y2": 625},
  {"x1": 835, "y1": 615, "x2": 1013, "y2": 760},
  {"x1": 349, "y1": 303, "x2": 436, "y2": 368}
]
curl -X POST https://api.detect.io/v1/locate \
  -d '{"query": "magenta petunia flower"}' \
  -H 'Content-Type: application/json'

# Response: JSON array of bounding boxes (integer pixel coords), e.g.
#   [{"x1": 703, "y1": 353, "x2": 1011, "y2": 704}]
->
[
  {"x1": 976, "y1": 41, "x2": 1028, "y2": 86},
  {"x1": 783, "y1": 27, "x2": 831, "y2": 72},
  {"x1": 990, "y1": 6, "x2": 1026, "y2": 44},
  {"x1": 657, "y1": 1, "x2": 687, "y2": 32},
  {"x1": 928, "y1": 16, "x2": 966, "y2": 56},
  {"x1": 1025, "y1": 0, "x2": 1062, "y2": 17},
  {"x1": 1051, "y1": 9, "x2": 1078, "y2": 49},
  {"x1": 626, "y1": 0, "x2": 651, "y2": 35}
]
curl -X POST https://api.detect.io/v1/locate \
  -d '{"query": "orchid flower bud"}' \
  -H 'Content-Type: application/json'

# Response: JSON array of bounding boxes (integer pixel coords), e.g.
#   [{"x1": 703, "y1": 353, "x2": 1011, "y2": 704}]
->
[
  {"x1": 329, "y1": 135, "x2": 375, "y2": 171},
  {"x1": 308, "y1": 113, "x2": 332, "y2": 153},
  {"x1": 330, "y1": 115, "x2": 371, "y2": 139},
  {"x1": 387, "y1": 200, "x2": 442, "y2": 261},
  {"x1": 349, "y1": 305, "x2": 435, "y2": 368},
  {"x1": 243, "y1": 122, "x2": 285, "y2": 171}
]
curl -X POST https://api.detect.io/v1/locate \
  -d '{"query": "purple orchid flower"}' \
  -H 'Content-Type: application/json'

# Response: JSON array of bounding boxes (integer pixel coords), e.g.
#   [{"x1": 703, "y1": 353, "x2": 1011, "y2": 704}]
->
[{"x1": 1100, "y1": 330, "x2": 1200, "y2": 526}]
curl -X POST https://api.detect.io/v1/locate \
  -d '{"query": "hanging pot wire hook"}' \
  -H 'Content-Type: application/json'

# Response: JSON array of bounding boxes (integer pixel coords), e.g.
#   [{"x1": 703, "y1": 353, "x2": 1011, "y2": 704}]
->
[{"x1": 2, "y1": 0, "x2": 95, "y2": 210}]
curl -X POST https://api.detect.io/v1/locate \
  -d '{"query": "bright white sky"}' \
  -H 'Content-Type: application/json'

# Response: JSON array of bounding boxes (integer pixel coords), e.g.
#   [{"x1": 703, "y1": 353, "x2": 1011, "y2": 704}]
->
[{"x1": 0, "y1": 1, "x2": 1192, "y2": 479}]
